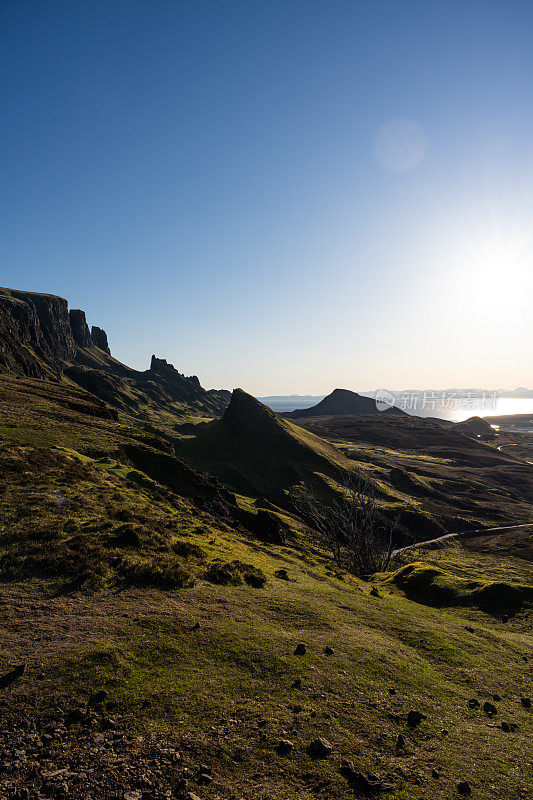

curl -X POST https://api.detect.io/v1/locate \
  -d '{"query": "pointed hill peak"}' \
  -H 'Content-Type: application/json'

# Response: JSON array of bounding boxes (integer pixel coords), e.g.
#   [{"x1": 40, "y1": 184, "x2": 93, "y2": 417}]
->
[
  {"x1": 222, "y1": 389, "x2": 281, "y2": 435},
  {"x1": 177, "y1": 388, "x2": 352, "y2": 498}
]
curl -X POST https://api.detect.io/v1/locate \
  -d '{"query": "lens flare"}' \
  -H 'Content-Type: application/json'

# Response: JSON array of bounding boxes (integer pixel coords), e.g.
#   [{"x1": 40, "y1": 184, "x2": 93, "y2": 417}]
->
[{"x1": 373, "y1": 119, "x2": 427, "y2": 173}]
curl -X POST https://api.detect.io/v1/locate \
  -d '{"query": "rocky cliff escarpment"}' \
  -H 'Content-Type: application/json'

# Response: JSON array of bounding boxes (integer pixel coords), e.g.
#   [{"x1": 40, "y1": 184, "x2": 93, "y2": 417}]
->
[
  {"x1": 138, "y1": 355, "x2": 230, "y2": 414},
  {"x1": 0, "y1": 288, "x2": 76, "y2": 377},
  {"x1": 0, "y1": 286, "x2": 230, "y2": 423},
  {"x1": 0, "y1": 288, "x2": 112, "y2": 377},
  {"x1": 69, "y1": 309, "x2": 92, "y2": 348},
  {"x1": 91, "y1": 326, "x2": 110, "y2": 354}
]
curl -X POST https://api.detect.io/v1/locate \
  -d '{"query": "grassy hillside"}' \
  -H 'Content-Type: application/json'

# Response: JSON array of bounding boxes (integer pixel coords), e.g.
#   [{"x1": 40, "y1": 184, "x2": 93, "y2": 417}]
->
[
  {"x1": 0, "y1": 532, "x2": 531, "y2": 799},
  {"x1": 289, "y1": 412, "x2": 533, "y2": 534},
  {"x1": 0, "y1": 375, "x2": 531, "y2": 798},
  {"x1": 177, "y1": 389, "x2": 353, "y2": 497}
]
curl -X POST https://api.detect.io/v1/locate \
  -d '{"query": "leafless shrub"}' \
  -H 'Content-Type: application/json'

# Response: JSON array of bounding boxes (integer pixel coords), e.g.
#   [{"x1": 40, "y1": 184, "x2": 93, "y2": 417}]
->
[{"x1": 294, "y1": 471, "x2": 401, "y2": 577}]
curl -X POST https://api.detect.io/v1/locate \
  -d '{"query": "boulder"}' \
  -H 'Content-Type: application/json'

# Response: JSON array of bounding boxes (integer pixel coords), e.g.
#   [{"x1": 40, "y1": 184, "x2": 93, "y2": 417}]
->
[
  {"x1": 407, "y1": 710, "x2": 426, "y2": 727},
  {"x1": 307, "y1": 737, "x2": 333, "y2": 758},
  {"x1": 276, "y1": 739, "x2": 293, "y2": 756}
]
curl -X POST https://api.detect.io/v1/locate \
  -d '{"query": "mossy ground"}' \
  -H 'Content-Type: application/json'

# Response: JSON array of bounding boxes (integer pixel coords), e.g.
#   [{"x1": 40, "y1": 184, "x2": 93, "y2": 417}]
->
[
  {"x1": 1, "y1": 554, "x2": 531, "y2": 799},
  {"x1": 0, "y1": 439, "x2": 531, "y2": 798},
  {"x1": 0, "y1": 376, "x2": 531, "y2": 798}
]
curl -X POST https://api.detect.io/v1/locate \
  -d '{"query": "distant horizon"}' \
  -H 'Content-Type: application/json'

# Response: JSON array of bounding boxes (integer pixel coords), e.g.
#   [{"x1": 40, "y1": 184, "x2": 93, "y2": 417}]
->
[
  {"x1": 2, "y1": 281, "x2": 531, "y2": 396},
  {"x1": 257, "y1": 387, "x2": 532, "y2": 399}
]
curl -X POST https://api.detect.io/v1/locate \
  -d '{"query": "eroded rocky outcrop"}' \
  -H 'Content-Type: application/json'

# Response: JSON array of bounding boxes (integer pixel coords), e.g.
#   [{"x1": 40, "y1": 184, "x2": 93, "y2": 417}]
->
[
  {"x1": 0, "y1": 286, "x2": 230, "y2": 420},
  {"x1": 0, "y1": 288, "x2": 76, "y2": 377},
  {"x1": 91, "y1": 325, "x2": 110, "y2": 354},
  {"x1": 69, "y1": 309, "x2": 92, "y2": 347},
  {"x1": 0, "y1": 288, "x2": 113, "y2": 378}
]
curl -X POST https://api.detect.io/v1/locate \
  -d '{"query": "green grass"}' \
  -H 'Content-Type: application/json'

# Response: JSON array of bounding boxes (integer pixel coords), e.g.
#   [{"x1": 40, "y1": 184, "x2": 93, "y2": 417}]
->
[
  {"x1": 384, "y1": 560, "x2": 533, "y2": 615},
  {"x1": 13, "y1": 559, "x2": 532, "y2": 800},
  {"x1": 0, "y1": 378, "x2": 532, "y2": 798}
]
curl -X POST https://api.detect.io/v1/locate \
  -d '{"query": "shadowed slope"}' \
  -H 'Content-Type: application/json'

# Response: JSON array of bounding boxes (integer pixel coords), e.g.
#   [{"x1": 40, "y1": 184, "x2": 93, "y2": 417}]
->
[{"x1": 176, "y1": 389, "x2": 353, "y2": 498}]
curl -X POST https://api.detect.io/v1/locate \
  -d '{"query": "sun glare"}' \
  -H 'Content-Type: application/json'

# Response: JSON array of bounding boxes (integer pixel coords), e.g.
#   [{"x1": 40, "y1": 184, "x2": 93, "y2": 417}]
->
[{"x1": 446, "y1": 213, "x2": 533, "y2": 308}]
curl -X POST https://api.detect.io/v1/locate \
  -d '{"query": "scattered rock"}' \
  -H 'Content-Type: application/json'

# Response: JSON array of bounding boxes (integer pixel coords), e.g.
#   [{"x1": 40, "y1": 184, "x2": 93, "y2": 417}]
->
[
  {"x1": 467, "y1": 698, "x2": 480, "y2": 709},
  {"x1": 431, "y1": 768, "x2": 440, "y2": 779},
  {"x1": 324, "y1": 646, "x2": 334, "y2": 655},
  {"x1": 0, "y1": 663, "x2": 25, "y2": 689},
  {"x1": 388, "y1": 688, "x2": 396, "y2": 695},
  {"x1": 492, "y1": 693, "x2": 501, "y2": 702},
  {"x1": 307, "y1": 737, "x2": 333, "y2": 759},
  {"x1": 396, "y1": 734, "x2": 406, "y2": 749},
  {"x1": 501, "y1": 721, "x2": 510, "y2": 732},
  {"x1": 483, "y1": 702, "x2": 497, "y2": 717},
  {"x1": 457, "y1": 781, "x2": 472, "y2": 795},
  {"x1": 276, "y1": 739, "x2": 294, "y2": 756},
  {"x1": 88, "y1": 691, "x2": 108, "y2": 708},
  {"x1": 339, "y1": 762, "x2": 392, "y2": 793},
  {"x1": 294, "y1": 643, "x2": 307, "y2": 656},
  {"x1": 520, "y1": 697, "x2": 531, "y2": 709},
  {"x1": 292, "y1": 678, "x2": 302, "y2": 689},
  {"x1": 370, "y1": 587, "x2": 380, "y2": 597},
  {"x1": 274, "y1": 568, "x2": 290, "y2": 580},
  {"x1": 65, "y1": 709, "x2": 85, "y2": 725},
  {"x1": 464, "y1": 626, "x2": 475, "y2": 633},
  {"x1": 407, "y1": 710, "x2": 426, "y2": 727}
]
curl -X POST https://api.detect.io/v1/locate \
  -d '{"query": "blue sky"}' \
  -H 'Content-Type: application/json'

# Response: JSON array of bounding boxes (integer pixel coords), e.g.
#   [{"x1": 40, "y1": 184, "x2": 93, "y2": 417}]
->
[{"x1": 1, "y1": 1, "x2": 532, "y2": 393}]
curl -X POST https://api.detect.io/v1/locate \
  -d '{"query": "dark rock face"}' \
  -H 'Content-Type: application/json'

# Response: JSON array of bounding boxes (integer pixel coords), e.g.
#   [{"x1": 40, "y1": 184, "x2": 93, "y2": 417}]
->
[
  {"x1": 0, "y1": 287, "x2": 76, "y2": 377},
  {"x1": 0, "y1": 288, "x2": 113, "y2": 376},
  {"x1": 69, "y1": 309, "x2": 92, "y2": 347},
  {"x1": 150, "y1": 355, "x2": 201, "y2": 388},
  {"x1": 91, "y1": 325, "x2": 111, "y2": 354},
  {"x1": 407, "y1": 709, "x2": 426, "y2": 727},
  {"x1": 145, "y1": 356, "x2": 229, "y2": 414},
  {"x1": 276, "y1": 739, "x2": 294, "y2": 756}
]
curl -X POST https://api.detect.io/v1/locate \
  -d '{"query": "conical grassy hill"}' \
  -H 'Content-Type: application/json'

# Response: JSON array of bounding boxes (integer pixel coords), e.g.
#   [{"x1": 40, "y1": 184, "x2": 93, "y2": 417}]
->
[{"x1": 176, "y1": 388, "x2": 354, "y2": 499}]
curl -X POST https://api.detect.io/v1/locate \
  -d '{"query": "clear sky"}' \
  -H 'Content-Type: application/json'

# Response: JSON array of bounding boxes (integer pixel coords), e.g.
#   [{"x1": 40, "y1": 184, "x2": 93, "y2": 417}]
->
[{"x1": 1, "y1": 1, "x2": 532, "y2": 394}]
